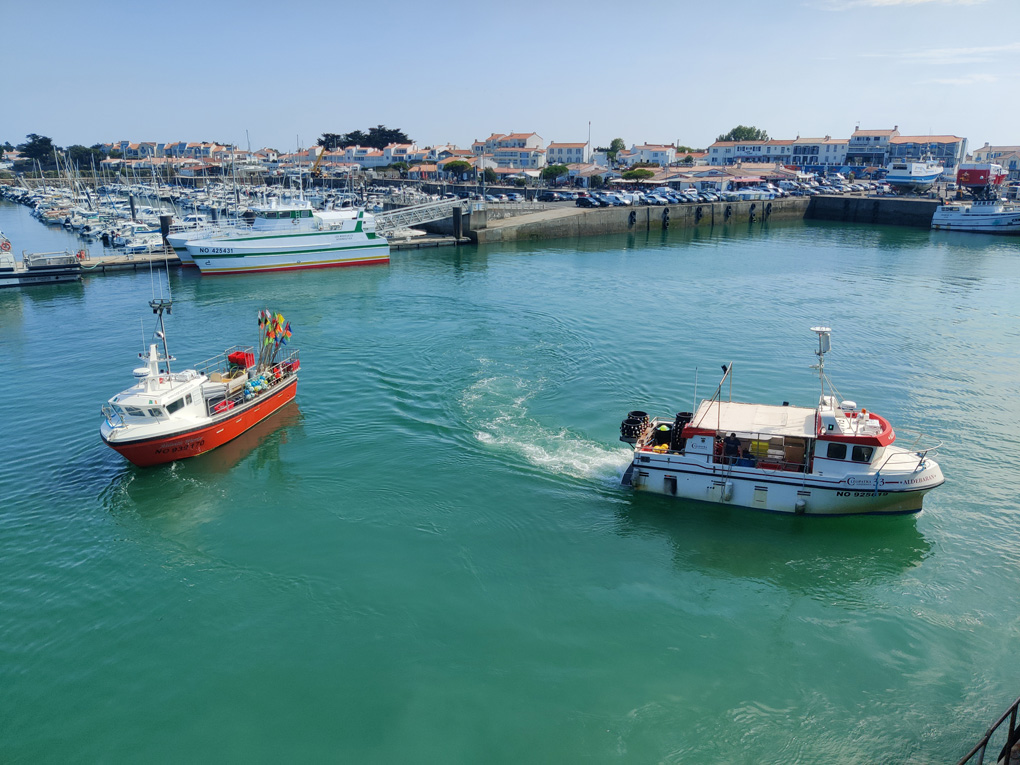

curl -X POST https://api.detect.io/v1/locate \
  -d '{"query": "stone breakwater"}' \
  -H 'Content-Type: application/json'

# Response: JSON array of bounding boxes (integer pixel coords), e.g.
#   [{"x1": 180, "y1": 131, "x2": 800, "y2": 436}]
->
[{"x1": 462, "y1": 195, "x2": 940, "y2": 244}]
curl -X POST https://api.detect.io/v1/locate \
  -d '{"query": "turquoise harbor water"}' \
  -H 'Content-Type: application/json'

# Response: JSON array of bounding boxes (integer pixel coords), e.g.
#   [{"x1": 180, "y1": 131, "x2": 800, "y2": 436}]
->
[{"x1": 2, "y1": 200, "x2": 1020, "y2": 763}]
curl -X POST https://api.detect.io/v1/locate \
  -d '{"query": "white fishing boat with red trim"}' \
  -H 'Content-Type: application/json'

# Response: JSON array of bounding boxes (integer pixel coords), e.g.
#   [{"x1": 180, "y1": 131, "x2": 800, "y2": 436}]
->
[
  {"x1": 931, "y1": 200, "x2": 1020, "y2": 235},
  {"x1": 181, "y1": 199, "x2": 389, "y2": 275},
  {"x1": 101, "y1": 298, "x2": 299, "y2": 467},
  {"x1": 618, "y1": 328, "x2": 944, "y2": 515}
]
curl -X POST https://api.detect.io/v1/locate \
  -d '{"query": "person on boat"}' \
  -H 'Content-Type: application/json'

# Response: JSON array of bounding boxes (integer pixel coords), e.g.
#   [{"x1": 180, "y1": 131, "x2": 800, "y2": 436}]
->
[{"x1": 723, "y1": 432, "x2": 741, "y2": 464}]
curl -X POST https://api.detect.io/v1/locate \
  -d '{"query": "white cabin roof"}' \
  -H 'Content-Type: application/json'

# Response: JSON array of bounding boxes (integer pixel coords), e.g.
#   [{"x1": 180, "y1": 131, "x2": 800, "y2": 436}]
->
[{"x1": 691, "y1": 400, "x2": 816, "y2": 438}]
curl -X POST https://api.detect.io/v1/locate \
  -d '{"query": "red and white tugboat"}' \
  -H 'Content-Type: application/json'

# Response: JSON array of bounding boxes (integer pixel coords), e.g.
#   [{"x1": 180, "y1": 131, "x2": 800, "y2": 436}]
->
[
  {"x1": 101, "y1": 298, "x2": 300, "y2": 466},
  {"x1": 619, "y1": 328, "x2": 944, "y2": 515}
]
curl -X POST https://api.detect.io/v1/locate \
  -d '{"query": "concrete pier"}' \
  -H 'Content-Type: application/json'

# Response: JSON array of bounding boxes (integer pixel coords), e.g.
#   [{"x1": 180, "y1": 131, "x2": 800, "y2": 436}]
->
[
  {"x1": 471, "y1": 198, "x2": 810, "y2": 244},
  {"x1": 81, "y1": 249, "x2": 181, "y2": 273},
  {"x1": 805, "y1": 195, "x2": 939, "y2": 227}
]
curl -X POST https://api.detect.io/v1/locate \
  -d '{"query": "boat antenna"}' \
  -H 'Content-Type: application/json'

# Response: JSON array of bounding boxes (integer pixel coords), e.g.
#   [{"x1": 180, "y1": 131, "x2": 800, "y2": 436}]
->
[
  {"x1": 149, "y1": 296, "x2": 174, "y2": 376},
  {"x1": 810, "y1": 326, "x2": 832, "y2": 400}
]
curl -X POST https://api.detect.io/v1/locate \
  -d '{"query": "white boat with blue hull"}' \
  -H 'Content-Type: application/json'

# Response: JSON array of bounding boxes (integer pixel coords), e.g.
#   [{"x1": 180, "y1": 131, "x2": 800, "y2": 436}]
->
[
  {"x1": 618, "y1": 328, "x2": 944, "y2": 516},
  {"x1": 182, "y1": 201, "x2": 388, "y2": 275},
  {"x1": 885, "y1": 158, "x2": 944, "y2": 192}
]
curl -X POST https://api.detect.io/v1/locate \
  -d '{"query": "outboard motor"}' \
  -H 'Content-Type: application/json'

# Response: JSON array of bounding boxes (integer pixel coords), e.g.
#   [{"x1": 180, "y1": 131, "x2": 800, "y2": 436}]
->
[{"x1": 620, "y1": 410, "x2": 648, "y2": 444}]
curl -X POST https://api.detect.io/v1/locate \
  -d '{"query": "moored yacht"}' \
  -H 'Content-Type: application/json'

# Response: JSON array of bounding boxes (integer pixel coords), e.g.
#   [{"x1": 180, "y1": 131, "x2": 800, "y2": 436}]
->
[
  {"x1": 931, "y1": 199, "x2": 1020, "y2": 234},
  {"x1": 0, "y1": 231, "x2": 83, "y2": 288},
  {"x1": 618, "y1": 328, "x2": 944, "y2": 515}
]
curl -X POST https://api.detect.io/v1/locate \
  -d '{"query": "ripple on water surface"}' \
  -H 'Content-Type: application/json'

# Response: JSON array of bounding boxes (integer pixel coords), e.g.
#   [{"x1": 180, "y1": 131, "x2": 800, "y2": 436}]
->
[{"x1": 2, "y1": 205, "x2": 1020, "y2": 762}]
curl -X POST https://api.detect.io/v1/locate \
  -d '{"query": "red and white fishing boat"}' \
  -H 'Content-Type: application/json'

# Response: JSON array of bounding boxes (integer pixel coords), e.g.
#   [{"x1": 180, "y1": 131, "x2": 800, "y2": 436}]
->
[
  {"x1": 101, "y1": 299, "x2": 299, "y2": 466},
  {"x1": 956, "y1": 162, "x2": 1007, "y2": 196},
  {"x1": 619, "y1": 328, "x2": 944, "y2": 515}
]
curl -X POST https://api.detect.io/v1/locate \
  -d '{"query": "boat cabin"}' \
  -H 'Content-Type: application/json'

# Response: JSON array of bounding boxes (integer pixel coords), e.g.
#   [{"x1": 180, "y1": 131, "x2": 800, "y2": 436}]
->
[
  {"x1": 675, "y1": 396, "x2": 891, "y2": 474},
  {"x1": 680, "y1": 400, "x2": 816, "y2": 472}
]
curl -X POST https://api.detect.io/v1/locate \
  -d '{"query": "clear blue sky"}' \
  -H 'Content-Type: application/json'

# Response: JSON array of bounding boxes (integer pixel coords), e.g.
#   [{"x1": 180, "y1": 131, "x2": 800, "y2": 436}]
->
[{"x1": 3, "y1": 0, "x2": 1017, "y2": 153}]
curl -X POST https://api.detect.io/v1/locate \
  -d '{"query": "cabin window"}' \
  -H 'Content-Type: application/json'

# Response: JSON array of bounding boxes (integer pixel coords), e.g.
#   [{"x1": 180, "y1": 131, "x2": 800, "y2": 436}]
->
[
  {"x1": 852, "y1": 445, "x2": 874, "y2": 463},
  {"x1": 826, "y1": 443, "x2": 847, "y2": 460},
  {"x1": 166, "y1": 398, "x2": 185, "y2": 415},
  {"x1": 148, "y1": 408, "x2": 163, "y2": 418},
  {"x1": 124, "y1": 406, "x2": 145, "y2": 417},
  {"x1": 185, "y1": 394, "x2": 193, "y2": 405}
]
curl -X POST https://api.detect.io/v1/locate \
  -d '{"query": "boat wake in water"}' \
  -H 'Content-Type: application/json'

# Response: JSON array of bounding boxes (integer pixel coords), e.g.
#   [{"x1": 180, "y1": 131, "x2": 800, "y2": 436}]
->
[{"x1": 461, "y1": 366, "x2": 630, "y2": 485}]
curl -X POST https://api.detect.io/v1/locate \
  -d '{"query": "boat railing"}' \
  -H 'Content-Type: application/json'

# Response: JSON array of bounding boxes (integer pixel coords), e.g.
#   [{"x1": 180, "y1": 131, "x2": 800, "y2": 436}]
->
[
  {"x1": 203, "y1": 348, "x2": 299, "y2": 417},
  {"x1": 890, "y1": 426, "x2": 943, "y2": 462},
  {"x1": 957, "y1": 695, "x2": 1020, "y2": 765},
  {"x1": 193, "y1": 345, "x2": 255, "y2": 378},
  {"x1": 640, "y1": 420, "x2": 811, "y2": 473}
]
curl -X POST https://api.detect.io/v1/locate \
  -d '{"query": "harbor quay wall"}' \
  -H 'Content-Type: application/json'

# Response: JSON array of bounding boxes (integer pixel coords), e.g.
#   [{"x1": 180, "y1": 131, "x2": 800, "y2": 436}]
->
[
  {"x1": 805, "y1": 195, "x2": 939, "y2": 227},
  {"x1": 470, "y1": 198, "x2": 808, "y2": 244}
]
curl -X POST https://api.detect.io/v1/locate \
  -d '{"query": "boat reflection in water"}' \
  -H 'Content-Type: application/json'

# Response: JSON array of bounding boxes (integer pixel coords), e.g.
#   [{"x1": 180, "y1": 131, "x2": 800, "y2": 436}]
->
[
  {"x1": 614, "y1": 494, "x2": 929, "y2": 592},
  {"x1": 186, "y1": 401, "x2": 303, "y2": 475}
]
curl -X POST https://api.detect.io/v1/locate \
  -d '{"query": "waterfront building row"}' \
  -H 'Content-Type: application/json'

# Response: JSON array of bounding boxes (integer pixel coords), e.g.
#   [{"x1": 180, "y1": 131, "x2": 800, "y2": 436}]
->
[{"x1": 706, "y1": 126, "x2": 969, "y2": 173}]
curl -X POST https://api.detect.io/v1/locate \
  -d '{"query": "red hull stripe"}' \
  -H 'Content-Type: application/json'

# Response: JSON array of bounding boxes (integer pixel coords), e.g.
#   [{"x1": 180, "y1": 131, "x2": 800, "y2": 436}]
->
[
  {"x1": 204, "y1": 257, "x2": 389, "y2": 276},
  {"x1": 106, "y1": 378, "x2": 297, "y2": 466}
]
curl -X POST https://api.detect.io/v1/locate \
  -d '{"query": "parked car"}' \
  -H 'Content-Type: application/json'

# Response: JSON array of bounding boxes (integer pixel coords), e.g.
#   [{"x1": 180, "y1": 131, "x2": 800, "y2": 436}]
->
[{"x1": 576, "y1": 196, "x2": 601, "y2": 208}]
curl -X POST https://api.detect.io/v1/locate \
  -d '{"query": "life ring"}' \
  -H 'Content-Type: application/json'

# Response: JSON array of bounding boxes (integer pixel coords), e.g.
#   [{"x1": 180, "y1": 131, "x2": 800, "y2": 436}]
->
[
  {"x1": 0, "y1": 241, "x2": 10, "y2": 252},
  {"x1": 76, "y1": 250, "x2": 85, "y2": 260}
]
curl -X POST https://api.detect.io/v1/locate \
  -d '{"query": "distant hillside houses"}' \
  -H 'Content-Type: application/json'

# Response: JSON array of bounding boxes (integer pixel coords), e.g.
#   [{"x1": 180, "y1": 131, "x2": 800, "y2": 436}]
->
[{"x1": 87, "y1": 125, "x2": 984, "y2": 182}]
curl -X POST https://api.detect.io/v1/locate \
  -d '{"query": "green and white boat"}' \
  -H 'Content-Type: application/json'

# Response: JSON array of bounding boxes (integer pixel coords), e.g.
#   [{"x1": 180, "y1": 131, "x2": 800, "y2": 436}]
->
[{"x1": 182, "y1": 201, "x2": 389, "y2": 275}]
